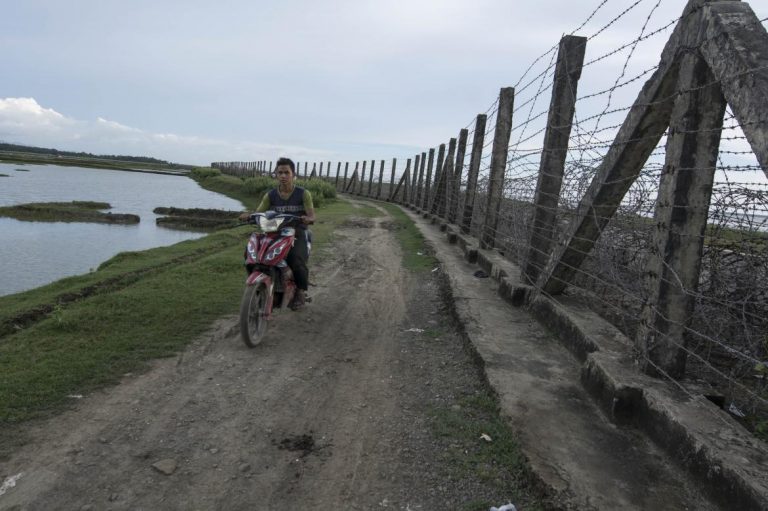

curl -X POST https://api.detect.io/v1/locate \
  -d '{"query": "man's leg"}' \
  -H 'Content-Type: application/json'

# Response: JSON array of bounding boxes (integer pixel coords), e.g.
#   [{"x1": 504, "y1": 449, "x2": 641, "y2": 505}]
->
[{"x1": 287, "y1": 230, "x2": 309, "y2": 308}]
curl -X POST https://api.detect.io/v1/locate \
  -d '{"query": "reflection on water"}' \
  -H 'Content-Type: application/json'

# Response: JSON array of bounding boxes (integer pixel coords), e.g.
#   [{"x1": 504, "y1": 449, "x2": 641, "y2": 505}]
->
[{"x1": 0, "y1": 163, "x2": 244, "y2": 296}]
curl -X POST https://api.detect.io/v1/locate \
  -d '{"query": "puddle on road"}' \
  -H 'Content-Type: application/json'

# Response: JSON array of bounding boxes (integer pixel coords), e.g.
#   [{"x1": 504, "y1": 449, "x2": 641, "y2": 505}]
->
[{"x1": 276, "y1": 434, "x2": 317, "y2": 457}]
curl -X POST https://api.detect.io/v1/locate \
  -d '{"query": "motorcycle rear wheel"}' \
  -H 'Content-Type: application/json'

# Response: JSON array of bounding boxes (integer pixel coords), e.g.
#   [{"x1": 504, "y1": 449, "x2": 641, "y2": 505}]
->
[{"x1": 240, "y1": 283, "x2": 268, "y2": 348}]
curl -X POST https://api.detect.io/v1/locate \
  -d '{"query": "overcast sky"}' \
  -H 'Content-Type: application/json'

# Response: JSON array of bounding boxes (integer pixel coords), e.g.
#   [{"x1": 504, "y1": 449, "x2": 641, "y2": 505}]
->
[{"x1": 1, "y1": 0, "x2": 766, "y2": 168}]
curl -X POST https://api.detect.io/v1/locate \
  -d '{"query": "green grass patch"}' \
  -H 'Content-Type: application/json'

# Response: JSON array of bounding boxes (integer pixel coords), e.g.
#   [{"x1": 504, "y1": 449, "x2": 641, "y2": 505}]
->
[
  {"x1": 346, "y1": 203, "x2": 381, "y2": 218},
  {"x1": 0, "y1": 201, "x2": 139, "y2": 224},
  {"x1": 0, "y1": 230, "x2": 244, "y2": 337},
  {"x1": 430, "y1": 391, "x2": 546, "y2": 511},
  {"x1": 379, "y1": 202, "x2": 438, "y2": 272},
  {"x1": 0, "y1": 240, "x2": 245, "y2": 423}
]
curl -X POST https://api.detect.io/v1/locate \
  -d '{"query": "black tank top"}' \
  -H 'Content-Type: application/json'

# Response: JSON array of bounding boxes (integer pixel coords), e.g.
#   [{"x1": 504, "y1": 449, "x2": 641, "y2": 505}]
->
[{"x1": 268, "y1": 187, "x2": 307, "y2": 228}]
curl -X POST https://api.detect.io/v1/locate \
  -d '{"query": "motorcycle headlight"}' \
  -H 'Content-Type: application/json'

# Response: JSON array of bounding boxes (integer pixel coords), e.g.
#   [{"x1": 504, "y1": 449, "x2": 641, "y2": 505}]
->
[{"x1": 259, "y1": 216, "x2": 284, "y2": 232}]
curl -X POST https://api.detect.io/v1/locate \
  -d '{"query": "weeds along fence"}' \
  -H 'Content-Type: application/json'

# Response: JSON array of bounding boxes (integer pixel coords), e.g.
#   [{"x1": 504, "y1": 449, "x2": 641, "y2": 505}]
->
[{"x1": 214, "y1": 0, "x2": 768, "y2": 433}]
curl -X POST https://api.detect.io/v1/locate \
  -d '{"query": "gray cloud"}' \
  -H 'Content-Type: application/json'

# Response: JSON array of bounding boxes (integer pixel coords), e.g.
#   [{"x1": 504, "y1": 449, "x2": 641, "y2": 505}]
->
[{"x1": 1, "y1": 0, "x2": 765, "y2": 169}]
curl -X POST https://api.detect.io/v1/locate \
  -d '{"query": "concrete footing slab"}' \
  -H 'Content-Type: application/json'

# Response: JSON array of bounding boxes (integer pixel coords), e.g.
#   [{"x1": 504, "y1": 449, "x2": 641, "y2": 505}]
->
[{"x1": 400, "y1": 205, "x2": 768, "y2": 511}]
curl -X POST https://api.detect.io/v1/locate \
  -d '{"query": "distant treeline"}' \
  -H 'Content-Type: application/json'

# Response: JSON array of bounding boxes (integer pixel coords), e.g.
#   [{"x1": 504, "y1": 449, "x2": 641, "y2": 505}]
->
[{"x1": 0, "y1": 142, "x2": 169, "y2": 165}]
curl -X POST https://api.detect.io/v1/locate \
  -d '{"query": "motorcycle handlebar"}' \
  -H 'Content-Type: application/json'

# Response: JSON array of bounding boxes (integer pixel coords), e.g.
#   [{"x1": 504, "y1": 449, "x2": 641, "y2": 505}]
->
[{"x1": 246, "y1": 212, "x2": 314, "y2": 226}]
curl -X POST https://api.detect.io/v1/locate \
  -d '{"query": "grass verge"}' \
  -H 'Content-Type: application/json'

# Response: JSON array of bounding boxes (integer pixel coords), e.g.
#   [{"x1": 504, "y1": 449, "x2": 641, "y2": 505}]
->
[
  {"x1": 0, "y1": 229, "x2": 248, "y2": 426},
  {"x1": 0, "y1": 234, "x2": 241, "y2": 337},
  {"x1": 378, "y1": 202, "x2": 439, "y2": 272},
  {"x1": 430, "y1": 392, "x2": 547, "y2": 511}
]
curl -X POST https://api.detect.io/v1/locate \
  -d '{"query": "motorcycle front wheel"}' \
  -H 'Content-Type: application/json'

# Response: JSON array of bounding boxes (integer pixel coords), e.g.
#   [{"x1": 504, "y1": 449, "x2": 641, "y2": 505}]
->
[{"x1": 240, "y1": 283, "x2": 268, "y2": 348}]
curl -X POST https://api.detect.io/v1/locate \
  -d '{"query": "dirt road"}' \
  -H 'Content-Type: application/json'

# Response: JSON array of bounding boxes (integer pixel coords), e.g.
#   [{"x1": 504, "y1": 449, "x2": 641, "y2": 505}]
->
[{"x1": 0, "y1": 206, "x2": 536, "y2": 511}]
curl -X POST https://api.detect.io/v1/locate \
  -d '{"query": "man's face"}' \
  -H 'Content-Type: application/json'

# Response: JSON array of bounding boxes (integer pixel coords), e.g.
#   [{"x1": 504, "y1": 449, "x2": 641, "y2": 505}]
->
[{"x1": 275, "y1": 165, "x2": 294, "y2": 186}]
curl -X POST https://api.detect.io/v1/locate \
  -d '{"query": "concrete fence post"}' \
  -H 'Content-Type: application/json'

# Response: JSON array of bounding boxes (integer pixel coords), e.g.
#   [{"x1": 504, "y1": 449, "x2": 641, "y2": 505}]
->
[
  {"x1": 410, "y1": 154, "x2": 421, "y2": 205},
  {"x1": 699, "y1": 0, "x2": 768, "y2": 177},
  {"x1": 345, "y1": 162, "x2": 359, "y2": 193},
  {"x1": 481, "y1": 87, "x2": 515, "y2": 250},
  {"x1": 391, "y1": 159, "x2": 410, "y2": 203},
  {"x1": 359, "y1": 160, "x2": 367, "y2": 195},
  {"x1": 523, "y1": 35, "x2": 587, "y2": 285},
  {"x1": 416, "y1": 151, "x2": 426, "y2": 208},
  {"x1": 388, "y1": 159, "x2": 397, "y2": 200},
  {"x1": 335, "y1": 162, "x2": 342, "y2": 188},
  {"x1": 402, "y1": 159, "x2": 411, "y2": 203},
  {"x1": 449, "y1": 129, "x2": 469, "y2": 224},
  {"x1": 367, "y1": 159, "x2": 375, "y2": 196},
  {"x1": 341, "y1": 162, "x2": 349, "y2": 190},
  {"x1": 462, "y1": 114, "x2": 487, "y2": 234},
  {"x1": 377, "y1": 160, "x2": 385, "y2": 199},
  {"x1": 635, "y1": 13, "x2": 727, "y2": 379},
  {"x1": 428, "y1": 144, "x2": 446, "y2": 213},
  {"x1": 434, "y1": 139, "x2": 456, "y2": 218},
  {"x1": 422, "y1": 148, "x2": 435, "y2": 210}
]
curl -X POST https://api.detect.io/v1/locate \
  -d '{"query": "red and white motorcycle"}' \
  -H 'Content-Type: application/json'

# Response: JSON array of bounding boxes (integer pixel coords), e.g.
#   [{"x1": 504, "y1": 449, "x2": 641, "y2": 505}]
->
[{"x1": 240, "y1": 212, "x2": 310, "y2": 347}]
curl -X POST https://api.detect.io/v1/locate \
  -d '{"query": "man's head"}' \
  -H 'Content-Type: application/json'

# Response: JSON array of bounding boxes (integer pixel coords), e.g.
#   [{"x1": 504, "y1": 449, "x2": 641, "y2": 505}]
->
[
  {"x1": 274, "y1": 157, "x2": 296, "y2": 188},
  {"x1": 275, "y1": 157, "x2": 295, "y2": 175}
]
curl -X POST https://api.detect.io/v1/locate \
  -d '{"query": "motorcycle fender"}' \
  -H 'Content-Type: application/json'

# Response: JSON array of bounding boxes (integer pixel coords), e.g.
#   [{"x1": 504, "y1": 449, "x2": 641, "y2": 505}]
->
[
  {"x1": 246, "y1": 271, "x2": 271, "y2": 287},
  {"x1": 246, "y1": 272, "x2": 275, "y2": 319}
]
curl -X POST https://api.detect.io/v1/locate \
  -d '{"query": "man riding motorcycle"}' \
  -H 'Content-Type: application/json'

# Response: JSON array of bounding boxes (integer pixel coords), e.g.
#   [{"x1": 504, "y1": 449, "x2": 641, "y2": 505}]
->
[{"x1": 239, "y1": 157, "x2": 315, "y2": 310}]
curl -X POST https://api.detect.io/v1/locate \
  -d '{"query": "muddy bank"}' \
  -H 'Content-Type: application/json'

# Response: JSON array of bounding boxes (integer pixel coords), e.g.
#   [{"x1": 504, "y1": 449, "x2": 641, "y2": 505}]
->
[
  {"x1": 0, "y1": 201, "x2": 139, "y2": 224},
  {"x1": 154, "y1": 206, "x2": 240, "y2": 231}
]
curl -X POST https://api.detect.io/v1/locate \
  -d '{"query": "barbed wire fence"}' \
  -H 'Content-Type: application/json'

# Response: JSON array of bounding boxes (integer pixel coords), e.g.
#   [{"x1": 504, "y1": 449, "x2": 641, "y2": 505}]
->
[{"x1": 213, "y1": 0, "x2": 768, "y2": 437}]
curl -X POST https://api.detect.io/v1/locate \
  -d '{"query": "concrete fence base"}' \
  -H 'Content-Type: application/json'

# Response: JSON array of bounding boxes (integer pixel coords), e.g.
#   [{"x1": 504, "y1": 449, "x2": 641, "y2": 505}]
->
[{"x1": 398, "y1": 198, "x2": 768, "y2": 511}]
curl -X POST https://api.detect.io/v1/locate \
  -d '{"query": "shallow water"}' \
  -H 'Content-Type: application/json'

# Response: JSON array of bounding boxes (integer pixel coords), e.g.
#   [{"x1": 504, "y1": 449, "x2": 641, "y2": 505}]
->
[{"x1": 0, "y1": 163, "x2": 243, "y2": 296}]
